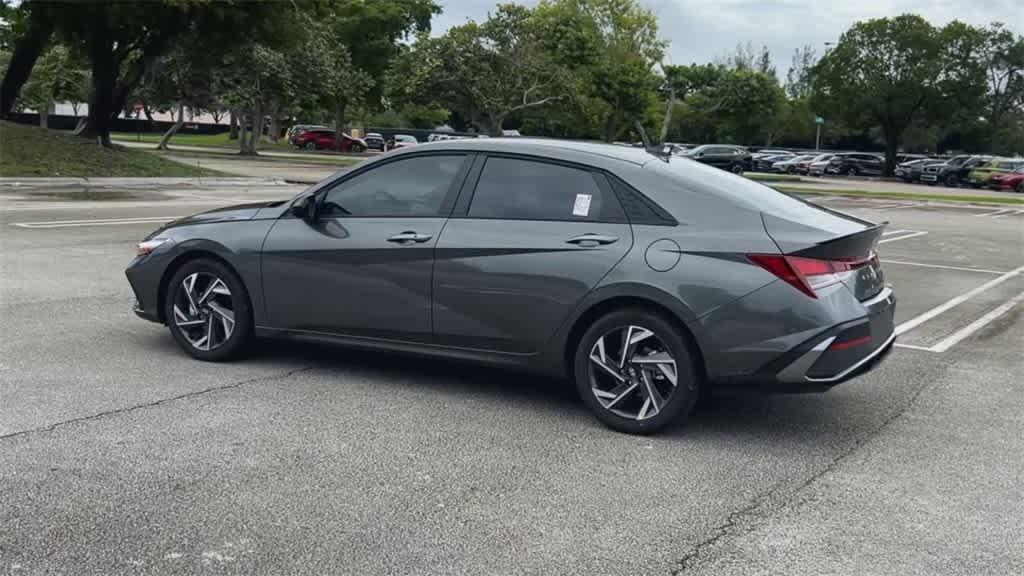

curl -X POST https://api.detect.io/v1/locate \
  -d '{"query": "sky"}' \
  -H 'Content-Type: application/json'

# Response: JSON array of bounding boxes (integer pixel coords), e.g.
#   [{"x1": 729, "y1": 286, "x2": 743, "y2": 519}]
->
[{"x1": 432, "y1": 0, "x2": 1023, "y2": 77}]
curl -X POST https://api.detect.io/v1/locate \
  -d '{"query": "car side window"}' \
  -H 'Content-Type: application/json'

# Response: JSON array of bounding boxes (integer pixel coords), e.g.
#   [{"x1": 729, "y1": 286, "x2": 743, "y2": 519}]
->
[
  {"x1": 320, "y1": 155, "x2": 465, "y2": 218},
  {"x1": 467, "y1": 157, "x2": 624, "y2": 222}
]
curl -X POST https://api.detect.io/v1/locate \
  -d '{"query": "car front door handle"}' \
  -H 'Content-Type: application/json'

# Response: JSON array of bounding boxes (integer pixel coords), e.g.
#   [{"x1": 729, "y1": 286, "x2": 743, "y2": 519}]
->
[
  {"x1": 566, "y1": 234, "x2": 619, "y2": 247},
  {"x1": 387, "y1": 231, "x2": 433, "y2": 244}
]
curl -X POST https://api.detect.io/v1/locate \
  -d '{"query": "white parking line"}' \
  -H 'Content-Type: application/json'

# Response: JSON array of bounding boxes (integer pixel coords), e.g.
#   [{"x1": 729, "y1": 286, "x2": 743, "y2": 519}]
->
[
  {"x1": 880, "y1": 259, "x2": 1006, "y2": 275},
  {"x1": 973, "y1": 208, "x2": 1014, "y2": 218},
  {"x1": 878, "y1": 231, "x2": 929, "y2": 244},
  {"x1": 11, "y1": 216, "x2": 179, "y2": 229},
  {"x1": 929, "y1": 291, "x2": 1024, "y2": 352},
  {"x1": 895, "y1": 265, "x2": 1024, "y2": 337},
  {"x1": 991, "y1": 209, "x2": 1024, "y2": 219}
]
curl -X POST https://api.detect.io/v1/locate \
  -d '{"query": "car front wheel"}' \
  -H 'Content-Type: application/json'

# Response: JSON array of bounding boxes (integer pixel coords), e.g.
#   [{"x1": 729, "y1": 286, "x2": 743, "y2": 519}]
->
[
  {"x1": 574, "y1": 308, "x2": 699, "y2": 434},
  {"x1": 846, "y1": 166, "x2": 858, "y2": 176},
  {"x1": 1017, "y1": 181, "x2": 1024, "y2": 194},
  {"x1": 164, "y1": 258, "x2": 252, "y2": 362},
  {"x1": 303, "y1": 142, "x2": 316, "y2": 151},
  {"x1": 944, "y1": 174, "x2": 959, "y2": 188}
]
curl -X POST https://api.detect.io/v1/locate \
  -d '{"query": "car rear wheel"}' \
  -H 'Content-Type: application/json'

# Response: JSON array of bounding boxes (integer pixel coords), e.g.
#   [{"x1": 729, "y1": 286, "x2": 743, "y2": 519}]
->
[
  {"x1": 731, "y1": 163, "x2": 744, "y2": 174},
  {"x1": 351, "y1": 144, "x2": 365, "y2": 153},
  {"x1": 303, "y1": 142, "x2": 316, "y2": 151},
  {"x1": 1017, "y1": 181, "x2": 1024, "y2": 194},
  {"x1": 164, "y1": 258, "x2": 252, "y2": 362},
  {"x1": 845, "y1": 166, "x2": 858, "y2": 176},
  {"x1": 574, "y1": 308, "x2": 699, "y2": 434}
]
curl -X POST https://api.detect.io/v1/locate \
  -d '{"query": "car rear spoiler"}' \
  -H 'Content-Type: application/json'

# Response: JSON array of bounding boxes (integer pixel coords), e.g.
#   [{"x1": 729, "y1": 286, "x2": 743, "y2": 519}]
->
[{"x1": 788, "y1": 222, "x2": 887, "y2": 260}]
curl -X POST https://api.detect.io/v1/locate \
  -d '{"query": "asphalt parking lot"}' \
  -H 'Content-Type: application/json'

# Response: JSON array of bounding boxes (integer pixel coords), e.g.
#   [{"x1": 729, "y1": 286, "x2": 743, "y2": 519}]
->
[{"x1": 1, "y1": 184, "x2": 1022, "y2": 575}]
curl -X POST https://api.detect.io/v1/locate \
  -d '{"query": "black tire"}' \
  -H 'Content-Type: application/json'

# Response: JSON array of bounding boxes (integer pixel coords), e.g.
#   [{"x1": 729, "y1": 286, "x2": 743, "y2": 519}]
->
[
  {"x1": 1016, "y1": 181, "x2": 1024, "y2": 194},
  {"x1": 846, "y1": 166, "x2": 858, "y2": 176},
  {"x1": 164, "y1": 258, "x2": 252, "y2": 362},
  {"x1": 304, "y1": 142, "x2": 316, "y2": 151},
  {"x1": 944, "y1": 174, "x2": 959, "y2": 188},
  {"x1": 573, "y1": 308, "x2": 700, "y2": 435},
  {"x1": 731, "y1": 163, "x2": 744, "y2": 174},
  {"x1": 352, "y1": 144, "x2": 365, "y2": 153}
]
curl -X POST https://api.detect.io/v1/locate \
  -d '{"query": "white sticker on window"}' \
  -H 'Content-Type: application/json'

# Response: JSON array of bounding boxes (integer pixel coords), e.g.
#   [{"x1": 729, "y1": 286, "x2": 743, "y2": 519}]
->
[{"x1": 573, "y1": 193, "x2": 592, "y2": 217}]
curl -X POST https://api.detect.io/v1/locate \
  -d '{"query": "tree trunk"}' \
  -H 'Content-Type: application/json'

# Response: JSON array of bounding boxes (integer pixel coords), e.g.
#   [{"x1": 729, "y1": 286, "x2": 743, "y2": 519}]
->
[
  {"x1": 157, "y1": 103, "x2": 184, "y2": 150},
  {"x1": 39, "y1": 103, "x2": 49, "y2": 128},
  {"x1": 269, "y1": 106, "x2": 280, "y2": 143},
  {"x1": 237, "y1": 111, "x2": 249, "y2": 154},
  {"x1": 0, "y1": 6, "x2": 53, "y2": 118},
  {"x1": 80, "y1": 18, "x2": 116, "y2": 147},
  {"x1": 71, "y1": 102, "x2": 80, "y2": 117},
  {"x1": 658, "y1": 87, "x2": 676, "y2": 144},
  {"x1": 334, "y1": 102, "x2": 347, "y2": 150},
  {"x1": 211, "y1": 109, "x2": 224, "y2": 124},
  {"x1": 229, "y1": 109, "x2": 239, "y2": 140},
  {"x1": 882, "y1": 125, "x2": 900, "y2": 177},
  {"x1": 143, "y1": 103, "x2": 154, "y2": 123},
  {"x1": 72, "y1": 116, "x2": 88, "y2": 135}
]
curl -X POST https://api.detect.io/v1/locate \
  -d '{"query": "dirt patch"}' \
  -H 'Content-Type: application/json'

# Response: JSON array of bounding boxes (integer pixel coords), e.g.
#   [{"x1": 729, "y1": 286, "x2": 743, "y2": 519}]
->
[{"x1": 21, "y1": 189, "x2": 170, "y2": 201}]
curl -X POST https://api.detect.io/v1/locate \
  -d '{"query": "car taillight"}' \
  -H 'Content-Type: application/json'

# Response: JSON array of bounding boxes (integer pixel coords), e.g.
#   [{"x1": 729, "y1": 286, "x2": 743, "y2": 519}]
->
[{"x1": 748, "y1": 253, "x2": 876, "y2": 299}]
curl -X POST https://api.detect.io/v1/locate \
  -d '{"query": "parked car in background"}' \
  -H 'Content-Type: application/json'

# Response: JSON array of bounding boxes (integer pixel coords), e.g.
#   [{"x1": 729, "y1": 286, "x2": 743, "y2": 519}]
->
[
  {"x1": 906, "y1": 159, "x2": 947, "y2": 183},
  {"x1": 967, "y1": 158, "x2": 1024, "y2": 188},
  {"x1": 807, "y1": 154, "x2": 837, "y2": 176},
  {"x1": 896, "y1": 153, "x2": 929, "y2": 164},
  {"x1": 988, "y1": 166, "x2": 1024, "y2": 193},
  {"x1": 388, "y1": 134, "x2": 419, "y2": 150},
  {"x1": 752, "y1": 149, "x2": 792, "y2": 157},
  {"x1": 753, "y1": 153, "x2": 794, "y2": 172},
  {"x1": 683, "y1": 144, "x2": 752, "y2": 173},
  {"x1": 364, "y1": 132, "x2": 385, "y2": 151},
  {"x1": 922, "y1": 155, "x2": 992, "y2": 187},
  {"x1": 286, "y1": 124, "x2": 329, "y2": 141},
  {"x1": 290, "y1": 129, "x2": 368, "y2": 153},
  {"x1": 771, "y1": 154, "x2": 817, "y2": 174},
  {"x1": 895, "y1": 158, "x2": 938, "y2": 182},
  {"x1": 827, "y1": 152, "x2": 884, "y2": 176}
]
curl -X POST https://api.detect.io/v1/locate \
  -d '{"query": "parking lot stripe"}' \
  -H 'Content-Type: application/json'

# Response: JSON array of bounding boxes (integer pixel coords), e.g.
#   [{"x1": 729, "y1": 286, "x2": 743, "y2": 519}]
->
[
  {"x1": 878, "y1": 231, "x2": 929, "y2": 244},
  {"x1": 929, "y1": 290, "x2": 1024, "y2": 353},
  {"x1": 973, "y1": 208, "x2": 1013, "y2": 218},
  {"x1": 991, "y1": 209, "x2": 1024, "y2": 219},
  {"x1": 880, "y1": 259, "x2": 1006, "y2": 275},
  {"x1": 894, "y1": 343, "x2": 934, "y2": 351},
  {"x1": 11, "y1": 216, "x2": 179, "y2": 229},
  {"x1": 895, "y1": 265, "x2": 1024, "y2": 337}
]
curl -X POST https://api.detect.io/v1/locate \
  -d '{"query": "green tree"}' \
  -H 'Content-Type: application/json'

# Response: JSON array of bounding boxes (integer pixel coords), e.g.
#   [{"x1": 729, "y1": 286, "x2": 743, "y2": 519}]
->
[
  {"x1": 812, "y1": 15, "x2": 950, "y2": 175},
  {"x1": 785, "y1": 45, "x2": 816, "y2": 99},
  {"x1": 396, "y1": 5, "x2": 565, "y2": 135},
  {"x1": 977, "y1": 23, "x2": 1024, "y2": 151},
  {"x1": 0, "y1": 0, "x2": 55, "y2": 118},
  {"x1": 19, "y1": 44, "x2": 79, "y2": 128}
]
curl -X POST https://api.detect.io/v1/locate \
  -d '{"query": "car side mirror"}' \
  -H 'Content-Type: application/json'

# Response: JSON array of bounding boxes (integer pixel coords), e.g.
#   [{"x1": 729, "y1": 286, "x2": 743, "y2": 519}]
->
[{"x1": 291, "y1": 195, "x2": 317, "y2": 222}]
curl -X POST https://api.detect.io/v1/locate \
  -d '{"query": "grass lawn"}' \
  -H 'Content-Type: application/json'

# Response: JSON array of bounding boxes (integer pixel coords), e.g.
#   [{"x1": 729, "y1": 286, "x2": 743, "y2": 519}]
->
[
  {"x1": 110, "y1": 131, "x2": 293, "y2": 151},
  {"x1": 745, "y1": 172, "x2": 803, "y2": 182},
  {"x1": 0, "y1": 121, "x2": 223, "y2": 177},
  {"x1": 775, "y1": 185, "x2": 1024, "y2": 205}
]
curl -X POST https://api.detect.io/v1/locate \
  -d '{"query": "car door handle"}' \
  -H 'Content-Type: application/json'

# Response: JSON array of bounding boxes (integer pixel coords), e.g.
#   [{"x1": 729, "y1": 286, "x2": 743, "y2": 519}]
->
[
  {"x1": 566, "y1": 234, "x2": 619, "y2": 247},
  {"x1": 387, "y1": 231, "x2": 433, "y2": 244}
]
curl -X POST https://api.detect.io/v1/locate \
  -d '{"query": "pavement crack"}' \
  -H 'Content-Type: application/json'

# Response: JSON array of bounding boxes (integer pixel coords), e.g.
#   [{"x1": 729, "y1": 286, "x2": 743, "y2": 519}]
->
[
  {"x1": 0, "y1": 366, "x2": 313, "y2": 443},
  {"x1": 670, "y1": 373, "x2": 936, "y2": 574}
]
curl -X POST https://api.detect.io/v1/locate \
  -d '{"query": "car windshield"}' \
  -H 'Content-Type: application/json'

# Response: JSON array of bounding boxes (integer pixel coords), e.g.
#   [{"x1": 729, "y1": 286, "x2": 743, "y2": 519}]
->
[{"x1": 396, "y1": 135, "x2": 416, "y2": 143}]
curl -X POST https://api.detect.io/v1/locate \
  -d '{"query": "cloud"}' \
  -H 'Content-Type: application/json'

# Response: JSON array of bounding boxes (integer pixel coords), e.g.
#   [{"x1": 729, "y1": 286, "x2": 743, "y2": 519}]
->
[{"x1": 433, "y1": 0, "x2": 1022, "y2": 76}]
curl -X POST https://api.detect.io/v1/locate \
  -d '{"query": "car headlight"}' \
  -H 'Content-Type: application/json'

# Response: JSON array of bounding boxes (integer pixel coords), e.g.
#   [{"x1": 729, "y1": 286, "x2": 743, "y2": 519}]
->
[{"x1": 137, "y1": 238, "x2": 171, "y2": 256}]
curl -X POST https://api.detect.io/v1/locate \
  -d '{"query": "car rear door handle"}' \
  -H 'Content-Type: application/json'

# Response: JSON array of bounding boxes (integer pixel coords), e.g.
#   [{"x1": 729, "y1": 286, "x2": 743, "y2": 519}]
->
[
  {"x1": 387, "y1": 231, "x2": 433, "y2": 244},
  {"x1": 566, "y1": 234, "x2": 619, "y2": 247}
]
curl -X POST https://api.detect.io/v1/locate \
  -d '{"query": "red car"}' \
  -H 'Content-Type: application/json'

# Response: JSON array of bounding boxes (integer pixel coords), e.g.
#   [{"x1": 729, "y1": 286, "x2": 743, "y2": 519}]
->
[
  {"x1": 290, "y1": 129, "x2": 367, "y2": 153},
  {"x1": 989, "y1": 166, "x2": 1024, "y2": 193}
]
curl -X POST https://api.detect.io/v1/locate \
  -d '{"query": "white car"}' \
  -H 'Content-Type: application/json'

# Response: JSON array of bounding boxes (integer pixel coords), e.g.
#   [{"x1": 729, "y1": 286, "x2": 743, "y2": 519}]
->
[{"x1": 807, "y1": 154, "x2": 836, "y2": 176}]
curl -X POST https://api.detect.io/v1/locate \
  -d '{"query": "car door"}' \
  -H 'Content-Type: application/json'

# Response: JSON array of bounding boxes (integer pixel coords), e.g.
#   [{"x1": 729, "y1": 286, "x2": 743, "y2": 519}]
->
[
  {"x1": 260, "y1": 153, "x2": 471, "y2": 341},
  {"x1": 432, "y1": 155, "x2": 633, "y2": 353},
  {"x1": 862, "y1": 154, "x2": 884, "y2": 175}
]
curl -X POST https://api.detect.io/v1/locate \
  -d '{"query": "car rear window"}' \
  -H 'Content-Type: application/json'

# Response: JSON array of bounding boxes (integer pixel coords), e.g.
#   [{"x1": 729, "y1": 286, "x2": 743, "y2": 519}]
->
[{"x1": 649, "y1": 158, "x2": 866, "y2": 229}]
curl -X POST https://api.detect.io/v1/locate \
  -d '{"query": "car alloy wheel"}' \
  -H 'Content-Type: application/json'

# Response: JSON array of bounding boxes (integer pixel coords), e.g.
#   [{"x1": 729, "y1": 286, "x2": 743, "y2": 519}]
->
[
  {"x1": 588, "y1": 324, "x2": 679, "y2": 421},
  {"x1": 846, "y1": 166, "x2": 858, "y2": 176},
  {"x1": 1017, "y1": 181, "x2": 1024, "y2": 194},
  {"x1": 304, "y1": 142, "x2": 316, "y2": 151},
  {"x1": 945, "y1": 174, "x2": 959, "y2": 188},
  {"x1": 172, "y1": 272, "x2": 235, "y2": 351},
  {"x1": 731, "y1": 164, "x2": 744, "y2": 174}
]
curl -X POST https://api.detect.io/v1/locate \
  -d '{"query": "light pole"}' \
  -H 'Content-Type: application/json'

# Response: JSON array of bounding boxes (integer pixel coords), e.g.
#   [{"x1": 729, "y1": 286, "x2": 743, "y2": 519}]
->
[{"x1": 815, "y1": 116, "x2": 824, "y2": 150}]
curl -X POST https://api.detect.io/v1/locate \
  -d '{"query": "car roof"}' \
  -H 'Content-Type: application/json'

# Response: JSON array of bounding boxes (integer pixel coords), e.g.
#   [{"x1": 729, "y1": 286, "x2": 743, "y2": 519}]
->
[{"x1": 390, "y1": 137, "x2": 658, "y2": 167}]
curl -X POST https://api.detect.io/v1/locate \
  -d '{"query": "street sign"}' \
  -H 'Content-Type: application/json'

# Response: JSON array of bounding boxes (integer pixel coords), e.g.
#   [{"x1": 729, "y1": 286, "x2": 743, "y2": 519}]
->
[{"x1": 815, "y1": 116, "x2": 825, "y2": 125}]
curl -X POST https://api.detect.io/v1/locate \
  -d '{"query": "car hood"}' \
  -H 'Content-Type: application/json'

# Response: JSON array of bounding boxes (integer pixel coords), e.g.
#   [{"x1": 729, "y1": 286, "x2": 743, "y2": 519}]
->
[{"x1": 166, "y1": 201, "x2": 284, "y2": 228}]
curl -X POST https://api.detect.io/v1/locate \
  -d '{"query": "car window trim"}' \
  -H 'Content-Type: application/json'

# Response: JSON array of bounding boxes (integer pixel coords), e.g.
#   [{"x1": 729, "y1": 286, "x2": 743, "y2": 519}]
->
[
  {"x1": 450, "y1": 152, "x2": 628, "y2": 224},
  {"x1": 292, "y1": 151, "x2": 474, "y2": 220}
]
